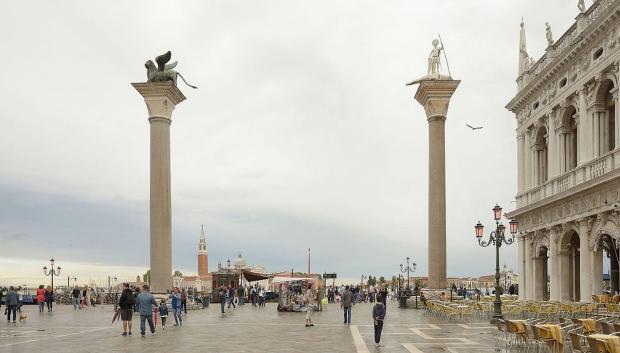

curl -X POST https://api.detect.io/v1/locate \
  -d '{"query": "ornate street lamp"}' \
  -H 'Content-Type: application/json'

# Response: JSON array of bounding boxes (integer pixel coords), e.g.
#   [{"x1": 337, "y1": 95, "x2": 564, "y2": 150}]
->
[
  {"x1": 400, "y1": 257, "x2": 417, "y2": 292},
  {"x1": 475, "y1": 204, "x2": 518, "y2": 322},
  {"x1": 43, "y1": 258, "x2": 61, "y2": 292},
  {"x1": 399, "y1": 257, "x2": 417, "y2": 309},
  {"x1": 226, "y1": 259, "x2": 231, "y2": 286},
  {"x1": 107, "y1": 275, "x2": 118, "y2": 293}
]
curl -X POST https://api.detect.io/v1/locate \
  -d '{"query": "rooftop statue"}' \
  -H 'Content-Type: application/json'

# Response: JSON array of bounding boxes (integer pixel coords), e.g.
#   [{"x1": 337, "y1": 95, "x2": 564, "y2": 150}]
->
[
  {"x1": 144, "y1": 51, "x2": 197, "y2": 89},
  {"x1": 545, "y1": 22, "x2": 554, "y2": 47},
  {"x1": 578, "y1": 0, "x2": 586, "y2": 13}
]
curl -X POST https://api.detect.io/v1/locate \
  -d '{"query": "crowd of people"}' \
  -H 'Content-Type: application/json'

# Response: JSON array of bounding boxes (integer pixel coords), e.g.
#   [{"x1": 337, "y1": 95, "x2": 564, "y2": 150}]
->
[{"x1": 1, "y1": 281, "x2": 388, "y2": 346}]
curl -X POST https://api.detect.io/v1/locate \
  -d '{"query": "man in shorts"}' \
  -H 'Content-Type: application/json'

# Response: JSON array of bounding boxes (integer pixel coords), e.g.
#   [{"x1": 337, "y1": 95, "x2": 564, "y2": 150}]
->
[{"x1": 118, "y1": 283, "x2": 135, "y2": 336}]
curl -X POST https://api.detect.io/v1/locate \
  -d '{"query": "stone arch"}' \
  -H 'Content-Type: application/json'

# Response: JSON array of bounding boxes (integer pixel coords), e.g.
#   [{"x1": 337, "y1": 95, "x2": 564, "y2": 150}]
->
[
  {"x1": 533, "y1": 231, "x2": 550, "y2": 255},
  {"x1": 558, "y1": 225, "x2": 581, "y2": 301}
]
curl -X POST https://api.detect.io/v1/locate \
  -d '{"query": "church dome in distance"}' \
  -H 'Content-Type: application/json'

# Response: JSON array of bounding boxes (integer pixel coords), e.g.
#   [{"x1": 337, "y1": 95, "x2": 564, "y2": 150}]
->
[{"x1": 233, "y1": 253, "x2": 246, "y2": 269}]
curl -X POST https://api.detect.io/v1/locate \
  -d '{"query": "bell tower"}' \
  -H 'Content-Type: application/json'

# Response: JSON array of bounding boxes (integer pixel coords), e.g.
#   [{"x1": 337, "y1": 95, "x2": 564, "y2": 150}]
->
[{"x1": 198, "y1": 225, "x2": 209, "y2": 277}]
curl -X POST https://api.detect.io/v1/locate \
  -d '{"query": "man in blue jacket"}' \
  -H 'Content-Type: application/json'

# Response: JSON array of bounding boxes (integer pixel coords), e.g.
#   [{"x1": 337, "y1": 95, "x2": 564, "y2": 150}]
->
[
  {"x1": 170, "y1": 287, "x2": 183, "y2": 326},
  {"x1": 136, "y1": 285, "x2": 158, "y2": 337}
]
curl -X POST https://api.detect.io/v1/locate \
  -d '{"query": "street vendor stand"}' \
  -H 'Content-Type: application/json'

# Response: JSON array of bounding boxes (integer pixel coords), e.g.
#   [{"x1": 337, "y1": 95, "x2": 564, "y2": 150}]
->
[{"x1": 273, "y1": 277, "x2": 321, "y2": 312}]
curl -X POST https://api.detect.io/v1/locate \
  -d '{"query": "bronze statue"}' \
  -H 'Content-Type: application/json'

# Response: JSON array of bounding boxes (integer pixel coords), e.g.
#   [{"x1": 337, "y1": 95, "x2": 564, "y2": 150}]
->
[{"x1": 145, "y1": 51, "x2": 197, "y2": 89}]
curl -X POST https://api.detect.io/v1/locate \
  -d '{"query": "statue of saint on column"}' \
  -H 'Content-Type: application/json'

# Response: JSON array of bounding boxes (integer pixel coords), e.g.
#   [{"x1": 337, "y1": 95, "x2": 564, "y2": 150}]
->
[{"x1": 406, "y1": 38, "x2": 451, "y2": 86}]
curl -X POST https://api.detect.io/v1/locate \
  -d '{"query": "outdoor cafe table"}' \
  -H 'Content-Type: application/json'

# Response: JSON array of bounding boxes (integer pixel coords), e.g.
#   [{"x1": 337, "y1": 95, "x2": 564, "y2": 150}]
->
[
  {"x1": 535, "y1": 324, "x2": 563, "y2": 353},
  {"x1": 589, "y1": 334, "x2": 620, "y2": 353}
]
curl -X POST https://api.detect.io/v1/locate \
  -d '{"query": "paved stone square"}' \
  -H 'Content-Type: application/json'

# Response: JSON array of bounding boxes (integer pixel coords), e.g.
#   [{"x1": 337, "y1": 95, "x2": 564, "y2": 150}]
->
[{"x1": 0, "y1": 301, "x2": 505, "y2": 353}]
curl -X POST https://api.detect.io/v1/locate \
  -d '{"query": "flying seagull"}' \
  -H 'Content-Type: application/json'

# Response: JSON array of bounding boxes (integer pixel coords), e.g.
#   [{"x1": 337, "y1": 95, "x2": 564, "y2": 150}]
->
[{"x1": 466, "y1": 124, "x2": 483, "y2": 130}]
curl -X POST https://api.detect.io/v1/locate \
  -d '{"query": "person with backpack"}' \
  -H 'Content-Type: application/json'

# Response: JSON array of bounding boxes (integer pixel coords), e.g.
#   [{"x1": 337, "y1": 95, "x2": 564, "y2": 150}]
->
[
  {"x1": 118, "y1": 283, "x2": 135, "y2": 336},
  {"x1": 373, "y1": 294, "x2": 386, "y2": 347}
]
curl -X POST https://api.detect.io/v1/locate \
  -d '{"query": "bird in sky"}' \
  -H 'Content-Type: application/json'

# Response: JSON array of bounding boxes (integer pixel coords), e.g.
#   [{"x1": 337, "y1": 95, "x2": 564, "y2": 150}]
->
[{"x1": 466, "y1": 124, "x2": 483, "y2": 130}]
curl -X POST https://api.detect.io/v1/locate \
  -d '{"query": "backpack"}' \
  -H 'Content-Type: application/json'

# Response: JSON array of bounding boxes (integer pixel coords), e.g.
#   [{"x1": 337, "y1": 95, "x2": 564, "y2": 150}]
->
[{"x1": 126, "y1": 291, "x2": 136, "y2": 306}]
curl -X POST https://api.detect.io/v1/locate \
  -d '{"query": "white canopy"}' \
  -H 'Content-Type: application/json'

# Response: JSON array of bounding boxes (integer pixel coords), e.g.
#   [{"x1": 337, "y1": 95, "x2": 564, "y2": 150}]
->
[{"x1": 271, "y1": 276, "x2": 312, "y2": 283}]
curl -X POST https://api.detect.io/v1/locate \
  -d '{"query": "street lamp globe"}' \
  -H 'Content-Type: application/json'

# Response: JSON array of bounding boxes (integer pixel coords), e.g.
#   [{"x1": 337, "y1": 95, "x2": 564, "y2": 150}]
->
[
  {"x1": 492, "y1": 204, "x2": 502, "y2": 221},
  {"x1": 509, "y1": 219, "x2": 519, "y2": 235},
  {"x1": 412, "y1": 263, "x2": 417, "y2": 272},
  {"x1": 475, "y1": 222, "x2": 484, "y2": 238},
  {"x1": 497, "y1": 223, "x2": 506, "y2": 236}
]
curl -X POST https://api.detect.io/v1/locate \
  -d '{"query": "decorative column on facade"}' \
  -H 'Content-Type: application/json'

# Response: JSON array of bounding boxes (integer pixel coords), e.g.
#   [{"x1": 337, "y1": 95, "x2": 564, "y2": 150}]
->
[
  {"x1": 517, "y1": 235, "x2": 526, "y2": 300},
  {"x1": 517, "y1": 132, "x2": 525, "y2": 191},
  {"x1": 524, "y1": 127, "x2": 532, "y2": 189},
  {"x1": 549, "y1": 226, "x2": 560, "y2": 301},
  {"x1": 547, "y1": 110, "x2": 558, "y2": 178},
  {"x1": 576, "y1": 87, "x2": 590, "y2": 163},
  {"x1": 524, "y1": 234, "x2": 533, "y2": 299},
  {"x1": 578, "y1": 217, "x2": 593, "y2": 302},
  {"x1": 592, "y1": 244, "x2": 604, "y2": 296}
]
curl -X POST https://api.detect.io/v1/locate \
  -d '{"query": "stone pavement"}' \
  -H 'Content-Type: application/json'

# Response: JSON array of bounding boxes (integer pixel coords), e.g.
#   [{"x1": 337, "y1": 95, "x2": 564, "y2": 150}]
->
[{"x1": 0, "y1": 301, "x2": 504, "y2": 353}]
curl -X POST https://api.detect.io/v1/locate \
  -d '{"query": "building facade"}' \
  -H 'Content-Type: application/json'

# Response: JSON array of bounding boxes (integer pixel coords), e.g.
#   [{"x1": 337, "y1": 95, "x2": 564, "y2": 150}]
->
[{"x1": 506, "y1": 0, "x2": 620, "y2": 302}]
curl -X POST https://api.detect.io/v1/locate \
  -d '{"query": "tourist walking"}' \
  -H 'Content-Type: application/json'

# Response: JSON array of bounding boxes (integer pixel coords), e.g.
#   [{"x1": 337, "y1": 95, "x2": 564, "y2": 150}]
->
[
  {"x1": 251, "y1": 285, "x2": 257, "y2": 307},
  {"x1": 181, "y1": 289, "x2": 187, "y2": 314},
  {"x1": 16, "y1": 287, "x2": 23, "y2": 313},
  {"x1": 72, "y1": 286, "x2": 81, "y2": 310},
  {"x1": 304, "y1": 283, "x2": 316, "y2": 327},
  {"x1": 237, "y1": 286, "x2": 245, "y2": 305},
  {"x1": 171, "y1": 288, "x2": 183, "y2": 326},
  {"x1": 227, "y1": 284, "x2": 236, "y2": 309},
  {"x1": 218, "y1": 285, "x2": 226, "y2": 314},
  {"x1": 258, "y1": 287, "x2": 265, "y2": 307},
  {"x1": 5, "y1": 286, "x2": 18, "y2": 324},
  {"x1": 341, "y1": 285, "x2": 353, "y2": 325},
  {"x1": 45, "y1": 285, "x2": 54, "y2": 312},
  {"x1": 133, "y1": 287, "x2": 141, "y2": 312},
  {"x1": 36, "y1": 285, "x2": 46, "y2": 313},
  {"x1": 118, "y1": 283, "x2": 135, "y2": 336},
  {"x1": 159, "y1": 299, "x2": 168, "y2": 330},
  {"x1": 136, "y1": 285, "x2": 157, "y2": 337},
  {"x1": 372, "y1": 294, "x2": 386, "y2": 347}
]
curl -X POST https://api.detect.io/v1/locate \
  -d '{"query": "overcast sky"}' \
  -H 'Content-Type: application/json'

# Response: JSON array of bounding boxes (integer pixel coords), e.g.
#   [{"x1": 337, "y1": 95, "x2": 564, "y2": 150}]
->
[{"x1": 0, "y1": 0, "x2": 581, "y2": 287}]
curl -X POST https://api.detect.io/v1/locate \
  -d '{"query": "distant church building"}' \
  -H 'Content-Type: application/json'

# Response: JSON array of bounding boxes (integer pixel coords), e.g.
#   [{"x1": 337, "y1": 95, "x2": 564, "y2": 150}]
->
[{"x1": 506, "y1": 1, "x2": 620, "y2": 301}]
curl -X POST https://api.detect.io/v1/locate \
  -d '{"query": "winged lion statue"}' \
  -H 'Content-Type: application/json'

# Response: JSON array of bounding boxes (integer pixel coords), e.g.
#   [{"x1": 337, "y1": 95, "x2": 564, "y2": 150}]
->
[{"x1": 144, "y1": 51, "x2": 197, "y2": 89}]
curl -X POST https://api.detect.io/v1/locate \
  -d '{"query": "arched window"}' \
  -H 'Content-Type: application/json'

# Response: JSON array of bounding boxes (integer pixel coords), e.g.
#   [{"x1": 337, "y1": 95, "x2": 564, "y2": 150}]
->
[
  {"x1": 594, "y1": 79, "x2": 616, "y2": 154},
  {"x1": 560, "y1": 106, "x2": 578, "y2": 172},
  {"x1": 535, "y1": 126, "x2": 548, "y2": 184}
]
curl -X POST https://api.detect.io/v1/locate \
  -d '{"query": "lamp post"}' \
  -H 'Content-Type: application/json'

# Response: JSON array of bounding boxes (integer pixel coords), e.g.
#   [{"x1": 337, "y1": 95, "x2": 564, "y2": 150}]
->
[
  {"x1": 474, "y1": 203, "x2": 518, "y2": 322},
  {"x1": 400, "y1": 257, "x2": 417, "y2": 292},
  {"x1": 107, "y1": 275, "x2": 118, "y2": 293},
  {"x1": 226, "y1": 259, "x2": 231, "y2": 286},
  {"x1": 43, "y1": 258, "x2": 61, "y2": 292}
]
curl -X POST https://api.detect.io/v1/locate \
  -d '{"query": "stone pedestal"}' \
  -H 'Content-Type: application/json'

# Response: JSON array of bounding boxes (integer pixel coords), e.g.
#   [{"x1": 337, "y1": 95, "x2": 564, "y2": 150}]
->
[
  {"x1": 132, "y1": 82, "x2": 186, "y2": 293},
  {"x1": 413, "y1": 78, "x2": 460, "y2": 290}
]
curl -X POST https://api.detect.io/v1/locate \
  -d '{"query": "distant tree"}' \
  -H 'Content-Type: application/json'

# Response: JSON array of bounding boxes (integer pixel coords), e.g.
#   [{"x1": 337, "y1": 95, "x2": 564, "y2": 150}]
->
[
  {"x1": 391, "y1": 276, "x2": 398, "y2": 290},
  {"x1": 173, "y1": 270, "x2": 183, "y2": 277},
  {"x1": 143, "y1": 269, "x2": 150, "y2": 284},
  {"x1": 379, "y1": 276, "x2": 386, "y2": 284}
]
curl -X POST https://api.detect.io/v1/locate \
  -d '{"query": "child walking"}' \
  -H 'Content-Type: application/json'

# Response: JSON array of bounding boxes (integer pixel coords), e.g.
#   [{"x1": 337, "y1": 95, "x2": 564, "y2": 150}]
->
[
  {"x1": 372, "y1": 294, "x2": 386, "y2": 347},
  {"x1": 159, "y1": 299, "x2": 168, "y2": 330}
]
